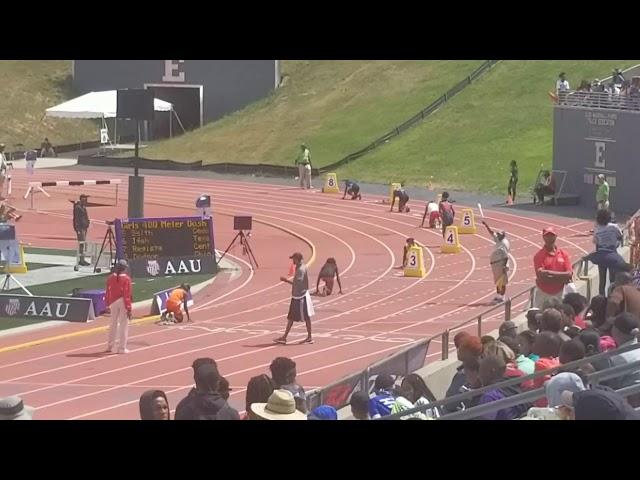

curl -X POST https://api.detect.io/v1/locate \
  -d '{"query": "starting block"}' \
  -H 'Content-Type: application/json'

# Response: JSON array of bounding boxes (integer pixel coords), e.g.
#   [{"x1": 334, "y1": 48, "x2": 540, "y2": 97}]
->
[
  {"x1": 458, "y1": 208, "x2": 477, "y2": 234},
  {"x1": 404, "y1": 245, "x2": 426, "y2": 278},
  {"x1": 322, "y1": 172, "x2": 340, "y2": 194},
  {"x1": 441, "y1": 226, "x2": 461, "y2": 254}
]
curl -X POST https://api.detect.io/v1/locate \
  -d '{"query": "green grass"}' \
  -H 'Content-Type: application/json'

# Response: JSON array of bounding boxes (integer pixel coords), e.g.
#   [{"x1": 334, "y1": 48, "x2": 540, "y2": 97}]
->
[
  {"x1": 5, "y1": 273, "x2": 213, "y2": 300},
  {"x1": 1, "y1": 269, "x2": 214, "y2": 331},
  {"x1": 25, "y1": 263, "x2": 53, "y2": 271},
  {"x1": 0, "y1": 61, "x2": 96, "y2": 147},
  {"x1": 335, "y1": 60, "x2": 640, "y2": 194},
  {"x1": 24, "y1": 247, "x2": 75, "y2": 256},
  {"x1": 142, "y1": 61, "x2": 485, "y2": 167}
]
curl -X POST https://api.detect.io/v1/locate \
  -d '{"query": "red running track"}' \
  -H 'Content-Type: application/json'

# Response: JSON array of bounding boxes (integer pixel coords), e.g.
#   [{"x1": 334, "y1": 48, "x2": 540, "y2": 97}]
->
[{"x1": 0, "y1": 167, "x2": 595, "y2": 419}]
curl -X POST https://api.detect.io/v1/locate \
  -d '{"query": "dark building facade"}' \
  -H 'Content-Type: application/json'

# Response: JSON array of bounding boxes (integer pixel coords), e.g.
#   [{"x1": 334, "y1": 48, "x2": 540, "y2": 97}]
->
[{"x1": 72, "y1": 60, "x2": 280, "y2": 139}]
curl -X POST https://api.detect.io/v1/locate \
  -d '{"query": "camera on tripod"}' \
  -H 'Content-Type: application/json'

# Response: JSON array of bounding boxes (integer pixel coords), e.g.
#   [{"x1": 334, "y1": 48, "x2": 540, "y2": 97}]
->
[{"x1": 218, "y1": 215, "x2": 258, "y2": 269}]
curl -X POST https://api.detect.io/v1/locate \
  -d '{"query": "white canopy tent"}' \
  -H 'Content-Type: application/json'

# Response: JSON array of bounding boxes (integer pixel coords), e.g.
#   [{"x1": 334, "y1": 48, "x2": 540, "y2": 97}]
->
[{"x1": 45, "y1": 90, "x2": 185, "y2": 143}]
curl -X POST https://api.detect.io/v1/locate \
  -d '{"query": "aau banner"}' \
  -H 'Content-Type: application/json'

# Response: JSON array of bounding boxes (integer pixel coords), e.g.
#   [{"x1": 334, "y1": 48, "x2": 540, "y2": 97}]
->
[{"x1": 0, "y1": 294, "x2": 95, "y2": 323}]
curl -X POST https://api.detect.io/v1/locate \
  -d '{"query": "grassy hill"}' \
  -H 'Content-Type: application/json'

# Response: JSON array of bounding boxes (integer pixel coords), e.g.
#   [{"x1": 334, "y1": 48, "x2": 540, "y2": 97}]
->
[
  {"x1": 142, "y1": 60, "x2": 485, "y2": 166},
  {"x1": 335, "y1": 60, "x2": 640, "y2": 194},
  {"x1": 0, "y1": 61, "x2": 96, "y2": 148}
]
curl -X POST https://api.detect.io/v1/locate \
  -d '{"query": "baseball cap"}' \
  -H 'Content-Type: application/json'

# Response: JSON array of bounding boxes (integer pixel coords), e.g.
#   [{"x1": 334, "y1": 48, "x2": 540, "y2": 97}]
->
[
  {"x1": 289, "y1": 252, "x2": 303, "y2": 261},
  {"x1": 597, "y1": 174, "x2": 605, "y2": 180},
  {"x1": 499, "y1": 321, "x2": 517, "y2": 337},
  {"x1": 542, "y1": 227, "x2": 557, "y2": 237},
  {"x1": 564, "y1": 388, "x2": 638, "y2": 420}
]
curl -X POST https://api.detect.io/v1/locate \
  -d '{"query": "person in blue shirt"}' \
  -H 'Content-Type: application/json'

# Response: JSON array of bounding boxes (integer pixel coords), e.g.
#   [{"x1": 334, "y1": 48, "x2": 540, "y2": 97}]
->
[
  {"x1": 343, "y1": 180, "x2": 362, "y2": 200},
  {"x1": 368, "y1": 374, "x2": 396, "y2": 418}
]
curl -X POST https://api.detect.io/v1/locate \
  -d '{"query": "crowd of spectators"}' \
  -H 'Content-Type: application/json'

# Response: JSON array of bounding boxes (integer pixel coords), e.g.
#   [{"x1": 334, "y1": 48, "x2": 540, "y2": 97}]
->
[{"x1": 556, "y1": 69, "x2": 640, "y2": 110}]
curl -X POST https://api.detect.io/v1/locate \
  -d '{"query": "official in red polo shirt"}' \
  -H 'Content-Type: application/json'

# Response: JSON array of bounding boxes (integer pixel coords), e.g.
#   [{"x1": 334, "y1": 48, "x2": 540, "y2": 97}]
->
[
  {"x1": 105, "y1": 259, "x2": 133, "y2": 354},
  {"x1": 533, "y1": 227, "x2": 573, "y2": 309}
]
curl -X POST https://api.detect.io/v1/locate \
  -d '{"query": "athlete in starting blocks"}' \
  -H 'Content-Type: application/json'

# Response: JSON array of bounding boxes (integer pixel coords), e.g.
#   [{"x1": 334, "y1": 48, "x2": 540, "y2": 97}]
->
[
  {"x1": 343, "y1": 180, "x2": 362, "y2": 200},
  {"x1": 314, "y1": 257, "x2": 343, "y2": 296},
  {"x1": 160, "y1": 284, "x2": 192, "y2": 324}
]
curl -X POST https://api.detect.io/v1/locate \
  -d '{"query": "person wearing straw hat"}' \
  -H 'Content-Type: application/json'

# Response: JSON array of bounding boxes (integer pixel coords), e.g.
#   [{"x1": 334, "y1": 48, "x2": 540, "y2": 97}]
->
[
  {"x1": 595, "y1": 174, "x2": 610, "y2": 211},
  {"x1": 276, "y1": 252, "x2": 314, "y2": 345},
  {"x1": 250, "y1": 389, "x2": 308, "y2": 420},
  {"x1": 0, "y1": 396, "x2": 34, "y2": 420}
]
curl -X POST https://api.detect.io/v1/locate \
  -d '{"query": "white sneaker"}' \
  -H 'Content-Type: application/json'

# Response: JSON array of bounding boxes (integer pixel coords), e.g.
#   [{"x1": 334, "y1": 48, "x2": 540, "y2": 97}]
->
[{"x1": 118, "y1": 349, "x2": 129, "y2": 354}]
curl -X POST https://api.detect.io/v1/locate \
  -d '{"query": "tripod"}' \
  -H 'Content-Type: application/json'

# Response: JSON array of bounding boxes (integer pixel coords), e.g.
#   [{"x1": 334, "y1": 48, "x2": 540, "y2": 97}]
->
[
  {"x1": 93, "y1": 224, "x2": 117, "y2": 273},
  {"x1": 217, "y1": 230, "x2": 258, "y2": 269},
  {"x1": 0, "y1": 261, "x2": 32, "y2": 296}
]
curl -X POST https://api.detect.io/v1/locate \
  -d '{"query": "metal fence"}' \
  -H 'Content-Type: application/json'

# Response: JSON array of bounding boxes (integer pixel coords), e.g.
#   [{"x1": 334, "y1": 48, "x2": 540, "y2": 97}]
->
[
  {"x1": 319, "y1": 60, "x2": 500, "y2": 173},
  {"x1": 559, "y1": 90, "x2": 640, "y2": 111},
  {"x1": 306, "y1": 254, "x2": 592, "y2": 412}
]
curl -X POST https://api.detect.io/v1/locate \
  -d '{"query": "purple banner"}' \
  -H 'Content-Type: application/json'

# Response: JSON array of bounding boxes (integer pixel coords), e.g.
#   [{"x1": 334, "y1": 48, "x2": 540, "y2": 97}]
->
[{"x1": 150, "y1": 286, "x2": 195, "y2": 315}]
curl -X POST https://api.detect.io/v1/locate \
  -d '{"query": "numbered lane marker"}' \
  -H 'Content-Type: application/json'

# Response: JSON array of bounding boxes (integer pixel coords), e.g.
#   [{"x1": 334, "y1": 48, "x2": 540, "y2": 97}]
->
[
  {"x1": 458, "y1": 208, "x2": 477, "y2": 234},
  {"x1": 404, "y1": 245, "x2": 427, "y2": 278},
  {"x1": 441, "y1": 226, "x2": 461, "y2": 254},
  {"x1": 323, "y1": 172, "x2": 340, "y2": 193}
]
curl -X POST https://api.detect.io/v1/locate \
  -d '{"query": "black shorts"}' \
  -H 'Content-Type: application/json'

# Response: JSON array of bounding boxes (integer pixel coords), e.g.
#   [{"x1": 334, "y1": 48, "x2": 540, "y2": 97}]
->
[
  {"x1": 76, "y1": 229, "x2": 87, "y2": 242},
  {"x1": 287, "y1": 296, "x2": 311, "y2": 323}
]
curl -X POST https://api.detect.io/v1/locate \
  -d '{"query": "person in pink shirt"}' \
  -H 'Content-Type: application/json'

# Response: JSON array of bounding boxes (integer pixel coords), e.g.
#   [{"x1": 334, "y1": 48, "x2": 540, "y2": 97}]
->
[{"x1": 105, "y1": 259, "x2": 133, "y2": 354}]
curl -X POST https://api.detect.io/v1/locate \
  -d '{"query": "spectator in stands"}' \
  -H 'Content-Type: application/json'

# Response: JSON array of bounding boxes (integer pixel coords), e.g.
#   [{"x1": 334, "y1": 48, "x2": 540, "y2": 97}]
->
[
  {"x1": 0, "y1": 395, "x2": 34, "y2": 420},
  {"x1": 585, "y1": 294, "x2": 607, "y2": 330},
  {"x1": 270, "y1": 357, "x2": 297, "y2": 389},
  {"x1": 559, "y1": 339, "x2": 587, "y2": 374},
  {"x1": 576, "y1": 329, "x2": 613, "y2": 372},
  {"x1": 498, "y1": 320, "x2": 518, "y2": 340},
  {"x1": 481, "y1": 335, "x2": 496, "y2": 347},
  {"x1": 500, "y1": 336, "x2": 535, "y2": 375},
  {"x1": 526, "y1": 308, "x2": 542, "y2": 332},
  {"x1": 308, "y1": 405, "x2": 338, "y2": 420},
  {"x1": 444, "y1": 334, "x2": 483, "y2": 413},
  {"x1": 584, "y1": 209, "x2": 631, "y2": 296},
  {"x1": 281, "y1": 383, "x2": 307, "y2": 414},
  {"x1": 518, "y1": 330, "x2": 539, "y2": 362},
  {"x1": 175, "y1": 363, "x2": 240, "y2": 420},
  {"x1": 476, "y1": 355, "x2": 528, "y2": 420},
  {"x1": 546, "y1": 372, "x2": 586, "y2": 409},
  {"x1": 524, "y1": 331, "x2": 562, "y2": 406},
  {"x1": 218, "y1": 377, "x2": 231, "y2": 401},
  {"x1": 350, "y1": 391, "x2": 370, "y2": 420},
  {"x1": 391, "y1": 373, "x2": 440, "y2": 420},
  {"x1": 612, "y1": 68, "x2": 625, "y2": 87},
  {"x1": 563, "y1": 292, "x2": 588, "y2": 328},
  {"x1": 139, "y1": 390, "x2": 170, "y2": 420},
  {"x1": 541, "y1": 308, "x2": 571, "y2": 342},
  {"x1": 369, "y1": 374, "x2": 396, "y2": 419},
  {"x1": 557, "y1": 304, "x2": 582, "y2": 339},
  {"x1": 243, "y1": 374, "x2": 275, "y2": 420},
  {"x1": 604, "y1": 313, "x2": 640, "y2": 407},
  {"x1": 533, "y1": 227, "x2": 573, "y2": 308},
  {"x1": 534, "y1": 171, "x2": 556, "y2": 205},
  {"x1": 556, "y1": 72, "x2": 570, "y2": 100},
  {"x1": 561, "y1": 387, "x2": 639, "y2": 420},
  {"x1": 250, "y1": 389, "x2": 307, "y2": 421},
  {"x1": 178, "y1": 357, "x2": 218, "y2": 406},
  {"x1": 439, "y1": 191, "x2": 455, "y2": 238},
  {"x1": 483, "y1": 340, "x2": 524, "y2": 378},
  {"x1": 606, "y1": 272, "x2": 640, "y2": 320},
  {"x1": 40, "y1": 138, "x2": 56, "y2": 157}
]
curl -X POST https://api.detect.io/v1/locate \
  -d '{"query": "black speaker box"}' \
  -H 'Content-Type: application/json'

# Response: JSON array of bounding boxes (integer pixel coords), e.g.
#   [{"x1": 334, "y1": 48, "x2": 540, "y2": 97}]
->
[
  {"x1": 117, "y1": 89, "x2": 155, "y2": 121},
  {"x1": 234, "y1": 216, "x2": 252, "y2": 231}
]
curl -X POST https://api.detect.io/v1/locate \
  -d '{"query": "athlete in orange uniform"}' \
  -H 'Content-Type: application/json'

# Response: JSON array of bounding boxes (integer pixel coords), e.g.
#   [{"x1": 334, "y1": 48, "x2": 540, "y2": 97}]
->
[{"x1": 162, "y1": 284, "x2": 191, "y2": 323}]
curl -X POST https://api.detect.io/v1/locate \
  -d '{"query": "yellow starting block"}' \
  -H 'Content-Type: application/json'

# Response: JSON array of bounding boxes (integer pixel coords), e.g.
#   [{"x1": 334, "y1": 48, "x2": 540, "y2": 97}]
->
[
  {"x1": 458, "y1": 208, "x2": 477, "y2": 234},
  {"x1": 323, "y1": 172, "x2": 340, "y2": 194},
  {"x1": 404, "y1": 245, "x2": 426, "y2": 278},
  {"x1": 388, "y1": 182, "x2": 402, "y2": 204},
  {"x1": 441, "y1": 226, "x2": 461, "y2": 254}
]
